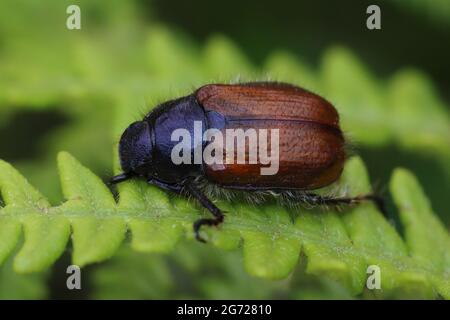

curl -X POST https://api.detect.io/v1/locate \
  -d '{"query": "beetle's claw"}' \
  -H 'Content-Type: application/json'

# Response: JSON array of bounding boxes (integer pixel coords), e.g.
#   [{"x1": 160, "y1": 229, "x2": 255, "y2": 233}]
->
[
  {"x1": 193, "y1": 218, "x2": 209, "y2": 243},
  {"x1": 195, "y1": 231, "x2": 207, "y2": 243}
]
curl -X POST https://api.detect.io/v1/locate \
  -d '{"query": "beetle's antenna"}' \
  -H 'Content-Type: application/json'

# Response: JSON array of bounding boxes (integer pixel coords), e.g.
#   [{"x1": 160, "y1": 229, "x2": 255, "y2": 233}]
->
[{"x1": 109, "y1": 173, "x2": 133, "y2": 185}]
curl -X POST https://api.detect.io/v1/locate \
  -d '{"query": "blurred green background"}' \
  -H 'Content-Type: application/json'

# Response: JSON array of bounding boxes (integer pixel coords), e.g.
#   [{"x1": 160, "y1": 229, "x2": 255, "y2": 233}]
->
[{"x1": 0, "y1": 0, "x2": 449, "y2": 299}]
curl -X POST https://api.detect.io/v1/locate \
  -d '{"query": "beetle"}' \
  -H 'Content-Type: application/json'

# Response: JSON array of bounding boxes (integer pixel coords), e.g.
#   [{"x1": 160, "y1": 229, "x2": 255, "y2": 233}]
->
[{"x1": 111, "y1": 82, "x2": 384, "y2": 242}]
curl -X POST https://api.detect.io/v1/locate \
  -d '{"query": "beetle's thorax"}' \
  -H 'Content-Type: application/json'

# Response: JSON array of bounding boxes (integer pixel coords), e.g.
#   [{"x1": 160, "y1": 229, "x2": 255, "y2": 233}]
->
[{"x1": 142, "y1": 94, "x2": 207, "y2": 183}]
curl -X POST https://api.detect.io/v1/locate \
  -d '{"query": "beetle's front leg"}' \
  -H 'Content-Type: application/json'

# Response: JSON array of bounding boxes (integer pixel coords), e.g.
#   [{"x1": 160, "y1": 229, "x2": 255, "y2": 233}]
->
[
  {"x1": 147, "y1": 178, "x2": 183, "y2": 195},
  {"x1": 184, "y1": 183, "x2": 225, "y2": 243},
  {"x1": 147, "y1": 179, "x2": 225, "y2": 242}
]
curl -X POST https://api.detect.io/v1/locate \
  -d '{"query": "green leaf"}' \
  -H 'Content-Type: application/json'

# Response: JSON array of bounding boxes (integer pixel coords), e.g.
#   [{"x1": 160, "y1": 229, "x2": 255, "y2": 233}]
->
[
  {"x1": 0, "y1": 253, "x2": 48, "y2": 299},
  {"x1": 321, "y1": 47, "x2": 391, "y2": 146},
  {"x1": 391, "y1": 169, "x2": 450, "y2": 298},
  {"x1": 202, "y1": 35, "x2": 255, "y2": 79},
  {"x1": 388, "y1": 69, "x2": 450, "y2": 156},
  {"x1": 0, "y1": 159, "x2": 70, "y2": 274},
  {"x1": 146, "y1": 25, "x2": 203, "y2": 85},
  {"x1": 90, "y1": 247, "x2": 174, "y2": 299},
  {"x1": 264, "y1": 51, "x2": 321, "y2": 94},
  {"x1": 57, "y1": 151, "x2": 126, "y2": 266},
  {"x1": 1, "y1": 153, "x2": 449, "y2": 298},
  {"x1": 119, "y1": 180, "x2": 185, "y2": 253},
  {"x1": 239, "y1": 204, "x2": 301, "y2": 280}
]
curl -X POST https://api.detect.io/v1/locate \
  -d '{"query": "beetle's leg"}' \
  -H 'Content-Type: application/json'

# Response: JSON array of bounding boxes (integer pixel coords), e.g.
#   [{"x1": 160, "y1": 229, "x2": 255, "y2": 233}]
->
[
  {"x1": 110, "y1": 172, "x2": 134, "y2": 185},
  {"x1": 301, "y1": 193, "x2": 387, "y2": 216},
  {"x1": 184, "y1": 183, "x2": 225, "y2": 243},
  {"x1": 147, "y1": 178, "x2": 183, "y2": 195}
]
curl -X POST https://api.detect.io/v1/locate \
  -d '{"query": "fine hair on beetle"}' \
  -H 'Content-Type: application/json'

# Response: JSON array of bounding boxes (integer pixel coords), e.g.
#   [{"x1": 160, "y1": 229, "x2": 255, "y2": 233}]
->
[{"x1": 111, "y1": 81, "x2": 386, "y2": 242}]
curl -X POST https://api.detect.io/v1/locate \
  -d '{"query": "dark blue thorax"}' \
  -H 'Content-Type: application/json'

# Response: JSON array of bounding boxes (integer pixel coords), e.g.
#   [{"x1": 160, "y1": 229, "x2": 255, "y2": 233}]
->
[{"x1": 146, "y1": 95, "x2": 207, "y2": 183}]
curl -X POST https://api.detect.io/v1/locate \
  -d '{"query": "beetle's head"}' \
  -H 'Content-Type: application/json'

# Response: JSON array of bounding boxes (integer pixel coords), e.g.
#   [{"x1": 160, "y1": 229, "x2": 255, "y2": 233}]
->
[{"x1": 111, "y1": 121, "x2": 153, "y2": 184}]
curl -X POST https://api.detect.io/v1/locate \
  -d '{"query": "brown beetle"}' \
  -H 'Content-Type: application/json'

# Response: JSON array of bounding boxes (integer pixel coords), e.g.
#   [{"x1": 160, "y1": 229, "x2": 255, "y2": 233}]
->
[{"x1": 111, "y1": 82, "x2": 382, "y2": 242}]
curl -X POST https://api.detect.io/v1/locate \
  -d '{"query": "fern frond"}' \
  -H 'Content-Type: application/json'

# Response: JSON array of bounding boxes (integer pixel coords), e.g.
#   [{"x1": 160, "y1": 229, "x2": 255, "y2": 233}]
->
[
  {"x1": 0, "y1": 153, "x2": 448, "y2": 298},
  {"x1": 0, "y1": 4, "x2": 449, "y2": 299}
]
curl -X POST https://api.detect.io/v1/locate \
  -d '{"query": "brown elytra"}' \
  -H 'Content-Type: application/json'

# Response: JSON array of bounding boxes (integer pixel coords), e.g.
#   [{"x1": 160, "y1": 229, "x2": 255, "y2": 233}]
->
[{"x1": 196, "y1": 83, "x2": 346, "y2": 190}]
